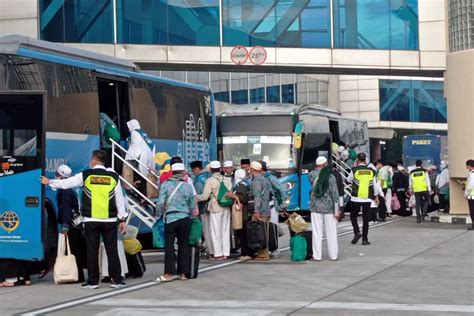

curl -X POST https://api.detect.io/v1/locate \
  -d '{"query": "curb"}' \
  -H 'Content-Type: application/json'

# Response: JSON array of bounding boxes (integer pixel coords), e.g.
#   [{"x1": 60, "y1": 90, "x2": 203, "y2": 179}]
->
[{"x1": 428, "y1": 211, "x2": 472, "y2": 225}]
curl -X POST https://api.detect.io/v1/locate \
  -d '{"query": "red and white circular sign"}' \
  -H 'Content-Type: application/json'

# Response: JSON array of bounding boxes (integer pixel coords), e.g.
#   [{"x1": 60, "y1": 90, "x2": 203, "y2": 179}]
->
[
  {"x1": 249, "y1": 46, "x2": 267, "y2": 65},
  {"x1": 230, "y1": 46, "x2": 249, "y2": 65}
]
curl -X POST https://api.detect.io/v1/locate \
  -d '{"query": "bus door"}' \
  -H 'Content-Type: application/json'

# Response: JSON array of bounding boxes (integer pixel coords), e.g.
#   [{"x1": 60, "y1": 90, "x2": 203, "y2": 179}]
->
[
  {"x1": 0, "y1": 93, "x2": 45, "y2": 261},
  {"x1": 97, "y1": 77, "x2": 130, "y2": 166},
  {"x1": 299, "y1": 133, "x2": 331, "y2": 210}
]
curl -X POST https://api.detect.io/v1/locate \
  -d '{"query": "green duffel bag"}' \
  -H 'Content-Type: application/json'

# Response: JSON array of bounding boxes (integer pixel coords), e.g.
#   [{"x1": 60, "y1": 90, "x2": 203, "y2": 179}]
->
[
  {"x1": 290, "y1": 235, "x2": 307, "y2": 262},
  {"x1": 188, "y1": 217, "x2": 203, "y2": 246},
  {"x1": 217, "y1": 179, "x2": 234, "y2": 207}
]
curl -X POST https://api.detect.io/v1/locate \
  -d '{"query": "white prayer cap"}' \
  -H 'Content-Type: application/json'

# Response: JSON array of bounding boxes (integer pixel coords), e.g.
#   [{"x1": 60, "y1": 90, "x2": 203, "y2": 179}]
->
[
  {"x1": 57, "y1": 165, "x2": 72, "y2": 178},
  {"x1": 251, "y1": 161, "x2": 262, "y2": 171},
  {"x1": 223, "y1": 160, "x2": 233, "y2": 168},
  {"x1": 209, "y1": 161, "x2": 221, "y2": 169},
  {"x1": 171, "y1": 163, "x2": 185, "y2": 171},
  {"x1": 315, "y1": 156, "x2": 328, "y2": 166}
]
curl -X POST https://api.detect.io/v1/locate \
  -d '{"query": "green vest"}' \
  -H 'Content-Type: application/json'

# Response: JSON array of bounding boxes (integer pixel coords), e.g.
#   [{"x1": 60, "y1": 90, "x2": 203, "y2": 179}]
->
[
  {"x1": 82, "y1": 168, "x2": 119, "y2": 219},
  {"x1": 352, "y1": 166, "x2": 375, "y2": 199},
  {"x1": 377, "y1": 167, "x2": 388, "y2": 189},
  {"x1": 410, "y1": 168, "x2": 428, "y2": 193}
]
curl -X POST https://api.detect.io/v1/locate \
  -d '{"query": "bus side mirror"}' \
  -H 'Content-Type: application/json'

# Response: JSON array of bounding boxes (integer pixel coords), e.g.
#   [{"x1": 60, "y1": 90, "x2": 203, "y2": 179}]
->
[{"x1": 293, "y1": 121, "x2": 303, "y2": 149}]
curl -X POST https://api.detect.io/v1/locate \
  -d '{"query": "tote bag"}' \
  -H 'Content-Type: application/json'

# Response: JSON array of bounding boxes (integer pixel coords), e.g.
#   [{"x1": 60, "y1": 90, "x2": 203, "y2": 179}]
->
[
  {"x1": 53, "y1": 234, "x2": 78, "y2": 284},
  {"x1": 188, "y1": 218, "x2": 203, "y2": 246},
  {"x1": 232, "y1": 196, "x2": 243, "y2": 230}
]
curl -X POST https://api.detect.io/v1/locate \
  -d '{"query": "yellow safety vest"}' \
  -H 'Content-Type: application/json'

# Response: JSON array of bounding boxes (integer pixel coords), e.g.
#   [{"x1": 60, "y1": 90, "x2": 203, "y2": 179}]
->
[
  {"x1": 352, "y1": 166, "x2": 375, "y2": 199},
  {"x1": 82, "y1": 169, "x2": 119, "y2": 219},
  {"x1": 377, "y1": 167, "x2": 388, "y2": 189},
  {"x1": 410, "y1": 169, "x2": 428, "y2": 193}
]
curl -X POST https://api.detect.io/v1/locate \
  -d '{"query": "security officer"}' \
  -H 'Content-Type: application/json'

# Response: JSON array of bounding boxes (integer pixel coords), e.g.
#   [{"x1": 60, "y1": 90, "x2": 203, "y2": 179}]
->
[
  {"x1": 41, "y1": 150, "x2": 128, "y2": 289},
  {"x1": 409, "y1": 160, "x2": 431, "y2": 223},
  {"x1": 346, "y1": 153, "x2": 378, "y2": 245},
  {"x1": 375, "y1": 160, "x2": 389, "y2": 222}
]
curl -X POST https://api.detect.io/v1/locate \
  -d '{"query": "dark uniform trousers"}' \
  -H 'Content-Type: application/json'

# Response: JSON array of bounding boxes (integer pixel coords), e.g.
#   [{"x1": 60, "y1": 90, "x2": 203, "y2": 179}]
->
[
  {"x1": 350, "y1": 201, "x2": 371, "y2": 241},
  {"x1": 84, "y1": 221, "x2": 122, "y2": 285}
]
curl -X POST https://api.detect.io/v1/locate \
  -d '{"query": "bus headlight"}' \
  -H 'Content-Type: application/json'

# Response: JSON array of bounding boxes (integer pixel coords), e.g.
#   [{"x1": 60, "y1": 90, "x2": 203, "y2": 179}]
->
[{"x1": 283, "y1": 181, "x2": 296, "y2": 191}]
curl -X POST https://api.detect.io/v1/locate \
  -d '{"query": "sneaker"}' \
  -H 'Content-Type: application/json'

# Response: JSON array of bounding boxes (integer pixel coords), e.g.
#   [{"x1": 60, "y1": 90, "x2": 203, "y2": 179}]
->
[
  {"x1": 362, "y1": 240, "x2": 371, "y2": 245},
  {"x1": 110, "y1": 282, "x2": 126, "y2": 289},
  {"x1": 351, "y1": 232, "x2": 362, "y2": 245},
  {"x1": 81, "y1": 283, "x2": 99, "y2": 289}
]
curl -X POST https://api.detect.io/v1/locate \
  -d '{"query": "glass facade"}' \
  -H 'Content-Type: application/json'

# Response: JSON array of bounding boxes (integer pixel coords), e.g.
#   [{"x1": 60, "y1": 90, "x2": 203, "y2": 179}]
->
[
  {"x1": 223, "y1": 0, "x2": 331, "y2": 48},
  {"x1": 40, "y1": 0, "x2": 419, "y2": 50},
  {"x1": 334, "y1": 0, "x2": 419, "y2": 49},
  {"x1": 117, "y1": 0, "x2": 220, "y2": 45},
  {"x1": 448, "y1": 0, "x2": 474, "y2": 52},
  {"x1": 379, "y1": 80, "x2": 447, "y2": 123},
  {"x1": 40, "y1": 0, "x2": 114, "y2": 43},
  {"x1": 156, "y1": 71, "x2": 328, "y2": 106}
]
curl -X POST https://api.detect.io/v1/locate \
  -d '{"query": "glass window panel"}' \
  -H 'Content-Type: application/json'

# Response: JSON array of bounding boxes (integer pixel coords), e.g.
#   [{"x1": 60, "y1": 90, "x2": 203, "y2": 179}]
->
[
  {"x1": 161, "y1": 71, "x2": 186, "y2": 82},
  {"x1": 40, "y1": 0, "x2": 114, "y2": 43},
  {"x1": 223, "y1": 0, "x2": 330, "y2": 48},
  {"x1": 266, "y1": 86, "x2": 280, "y2": 103},
  {"x1": 211, "y1": 72, "x2": 230, "y2": 102},
  {"x1": 250, "y1": 88, "x2": 265, "y2": 103},
  {"x1": 117, "y1": 0, "x2": 220, "y2": 45},
  {"x1": 231, "y1": 73, "x2": 248, "y2": 104},
  {"x1": 282, "y1": 84, "x2": 295, "y2": 104},
  {"x1": 334, "y1": 0, "x2": 419, "y2": 50}
]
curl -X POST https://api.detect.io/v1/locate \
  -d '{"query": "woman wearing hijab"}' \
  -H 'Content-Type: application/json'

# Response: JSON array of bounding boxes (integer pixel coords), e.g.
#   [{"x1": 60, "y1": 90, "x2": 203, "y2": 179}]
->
[{"x1": 309, "y1": 156, "x2": 340, "y2": 261}]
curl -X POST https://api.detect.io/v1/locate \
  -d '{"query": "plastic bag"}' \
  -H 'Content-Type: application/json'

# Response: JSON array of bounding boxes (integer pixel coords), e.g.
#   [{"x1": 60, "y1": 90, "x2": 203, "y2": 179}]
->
[
  {"x1": 290, "y1": 235, "x2": 307, "y2": 262},
  {"x1": 123, "y1": 225, "x2": 139, "y2": 240},
  {"x1": 409, "y1": 195, "x2": 416, "y2": 208},
  {"x1": 286, "y1": 213, "x2": 307, "y2": 234},
  {"x1": 123, "y1": 238, "x2": 142, "y2": 255},
  {"x1": 188, "y1": 217, "x2": 203, "y2": 246},
  {"x1": 391, "y1": 195, "x2": 401, "y2": 210},
  {"x1": 152, "y1": 217, "x2": 165, "y2": 248}
]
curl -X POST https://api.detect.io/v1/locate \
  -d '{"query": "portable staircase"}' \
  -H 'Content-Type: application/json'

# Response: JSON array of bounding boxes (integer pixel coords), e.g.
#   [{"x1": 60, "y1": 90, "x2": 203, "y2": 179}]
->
[
  {"x1": 332, "y1": 153, "x2": 352, "y2": 198},
  {"x1": 111, "y1": 140, "x2": 158, "y2": 229}
]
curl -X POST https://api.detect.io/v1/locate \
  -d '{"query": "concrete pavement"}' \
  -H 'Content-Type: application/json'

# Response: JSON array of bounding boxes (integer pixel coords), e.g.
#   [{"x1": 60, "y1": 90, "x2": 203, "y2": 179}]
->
[{"x1": 2, "y1": 217, "x2": 473, "y2": 315}]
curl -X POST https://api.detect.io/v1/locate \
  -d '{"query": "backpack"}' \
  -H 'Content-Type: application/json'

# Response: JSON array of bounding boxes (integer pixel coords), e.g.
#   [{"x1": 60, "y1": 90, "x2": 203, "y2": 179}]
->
[
  {"x1": 104, "y1": 122, "x2": 120, "y2": 144},
  {"x1": 135, "y1": 129, "x2": 155, "y2": 152},
  {"x1": 217, "y1": 178, "x2": 234, "y2": 207},
  {"x1": 246, "y1": 220, "x2": 266, "y2": 252}
]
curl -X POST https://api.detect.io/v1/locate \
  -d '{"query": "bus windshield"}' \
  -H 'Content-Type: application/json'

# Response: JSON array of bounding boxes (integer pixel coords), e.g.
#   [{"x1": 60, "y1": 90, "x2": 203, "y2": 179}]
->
[{"x1": 222, "y1": 135, "x2": 295, "y2": 169}]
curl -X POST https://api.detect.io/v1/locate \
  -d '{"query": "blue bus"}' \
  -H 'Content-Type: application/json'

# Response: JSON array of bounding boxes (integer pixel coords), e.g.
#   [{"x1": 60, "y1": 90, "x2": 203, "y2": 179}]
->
[
  {"x1": 219, "y1": 103, "x2": 368, "y2": 215},
  {"x1": 0, "y1": 35, "x2": 217, "y2": 262},
  {"x1": 402, "y1": 134, "x2": 447, "y2": 170}
]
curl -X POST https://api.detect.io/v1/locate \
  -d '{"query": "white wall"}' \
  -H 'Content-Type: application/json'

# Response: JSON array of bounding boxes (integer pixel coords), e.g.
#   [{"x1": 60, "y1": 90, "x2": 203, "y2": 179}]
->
[{"x1": 0, "y1": 0, "x2": 37, "y2": 38}]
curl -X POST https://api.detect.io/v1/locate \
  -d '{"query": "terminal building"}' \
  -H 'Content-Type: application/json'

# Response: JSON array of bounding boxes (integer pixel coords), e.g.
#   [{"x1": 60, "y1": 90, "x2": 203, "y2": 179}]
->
[{"x1": 0, "y1": 0, "x2": 447, "y2": 159}]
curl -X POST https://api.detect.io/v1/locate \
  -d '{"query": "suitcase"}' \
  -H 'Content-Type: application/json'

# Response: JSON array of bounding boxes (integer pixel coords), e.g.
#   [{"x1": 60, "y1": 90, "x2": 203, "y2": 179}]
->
[
  {"x1": 246, "y1": 220, "x2": 266, "y2": 252},
  {"x1": 299, "y1": 231, "x2": 313, "y2": 260},
  {"x1": 268, "y1": 223, "x2": 279, "y2": 252},
  {"x1": 187, "y1": 246, "x2": 200, "y2": 279},
  {"x1": 125, "y1": 251, "x2": 146, "y2": 278}
]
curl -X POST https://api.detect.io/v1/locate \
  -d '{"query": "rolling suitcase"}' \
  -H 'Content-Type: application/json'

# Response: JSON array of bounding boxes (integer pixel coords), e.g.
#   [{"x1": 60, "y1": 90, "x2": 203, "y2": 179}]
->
[
  {"x1": 246, "y1": 220, "x2": 266, "y2": 252},
  {"x1": 187, "y1": 246, "x2": 200, "y2": 279},
  {"x1": 125, "y1": 251, "x2": 146, "y2": 278},
  {"x1": 268, "y1": 223, "x2": 279, "y2": 252}
]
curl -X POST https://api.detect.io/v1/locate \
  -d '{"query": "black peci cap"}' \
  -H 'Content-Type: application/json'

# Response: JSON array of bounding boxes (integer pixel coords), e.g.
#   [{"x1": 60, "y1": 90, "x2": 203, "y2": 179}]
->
[
  {"x1": 241, "y1": 158, "x2": 251, "y2": 165},
  {"x1": 190, "y1": 161, "x2": 203, "y2": 169}
]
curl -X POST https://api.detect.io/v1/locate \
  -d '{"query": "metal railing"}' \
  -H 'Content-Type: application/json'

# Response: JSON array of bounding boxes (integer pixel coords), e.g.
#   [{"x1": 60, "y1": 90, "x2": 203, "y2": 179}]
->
[
  {"x1": 332, "y1": 153, "x2": 352, "y2": 197},
  {"x1": 111, "y1": 139, "x2": 158, "y2": 228}
]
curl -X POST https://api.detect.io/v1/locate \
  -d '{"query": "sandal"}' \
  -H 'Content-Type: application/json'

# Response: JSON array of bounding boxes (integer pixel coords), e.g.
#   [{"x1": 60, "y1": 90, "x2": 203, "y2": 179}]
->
[
  {"x1": 156, "y1": 275, "x2": 173, "y2": 282},
  {"x1": 179, "y1": 275, "x2": 188, "y2": 281},
  {"x1": 37, "y1": 268, "x2": 51, "y2": 279},
  {"x1": 253, "y1": 257, "x2": 270, "y2": 261},
  {"x1": 310, "y1": 258, "x2": 321, "y2": 262}
]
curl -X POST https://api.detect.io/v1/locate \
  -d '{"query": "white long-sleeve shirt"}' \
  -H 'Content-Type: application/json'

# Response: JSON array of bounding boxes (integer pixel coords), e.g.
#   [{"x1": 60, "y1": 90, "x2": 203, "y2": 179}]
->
[
  {"x1": 125, "y1": 120, "x2": 155, "y2": 176},
  {"x1": 49, "y1": 165, "x2": 127, "y2": 222},
  {"x1": 346, "y1": 165, "x2": 377, "y2": 203},
  {"x1": 465, "y1": 171, "x2": 474, "y2": 199}
]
